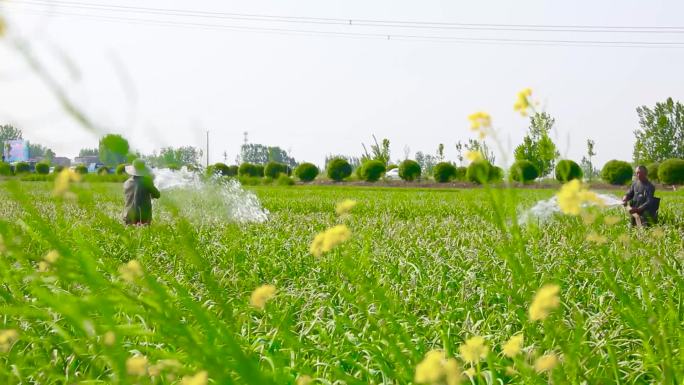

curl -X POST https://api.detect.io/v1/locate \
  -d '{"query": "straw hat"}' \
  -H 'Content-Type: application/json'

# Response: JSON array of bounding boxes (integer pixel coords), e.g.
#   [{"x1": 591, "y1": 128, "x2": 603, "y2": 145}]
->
[{"x1": 125, "y1": 159, "x2": 152, "y2": 177}]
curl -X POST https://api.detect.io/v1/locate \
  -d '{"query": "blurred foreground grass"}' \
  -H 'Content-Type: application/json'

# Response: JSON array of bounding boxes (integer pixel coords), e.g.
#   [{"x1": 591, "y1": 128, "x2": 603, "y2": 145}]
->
[{"x1": 0, "y1": 181, "x2": 682, "y2": 384}]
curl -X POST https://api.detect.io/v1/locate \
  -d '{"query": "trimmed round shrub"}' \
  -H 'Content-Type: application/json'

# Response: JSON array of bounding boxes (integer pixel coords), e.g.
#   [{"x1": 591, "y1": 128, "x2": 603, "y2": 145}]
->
[
  {"x1": 490, "y1": 166, "x2": 504, "y2": 183},
  {"x1": 276, "y1": 174, "x2": 295, "y2": 186},
  {"x1": 35, "y1": 162, "x2": 50, "y2": 175},
  {"x1": 239, "y1": 163, "x2": 260, "y2": 177},
  {"x1": 433, "y1": 162, "x2": 457, "y2": 183},
  {"x1": 387, "y1": 164, "x2": 398, "y2": 171},
  {"x1": 254, "y1": 165, "x2": 265, "y2": 177},
  {"x1": 467, "y1": 160, "x2": 491, "y2": 184},
  {"x1": 646, "y1": 162, "x2": 659, "y2": 182},
  {"x1": 14, "y1": 162, "x2": 30, "y2": 174},
  {"x1": 454, "y1": 167, "x2": 467, "y2": 181},
  {"x1": 359, "y1": 160, "x2": 386, "y2": 182},
  {"x1": 555, "y1": 159, "x2": 582, "y2": 182},
  {"x1": 115, "y1": 164, "x2": 126, "y2": 175},
  {"x1": 510, "y1": 160, "x2": 539, "y2": 183},
  {"x1": 97, "y1": 166, "x2": 110, "y2": 175},
  {"x1": 295, "y1": 162, "x2": 319, "y2": 182},
  {"x1": 327, "y1": 158, "x2": 352, "y2": 182},
  {"x1": 398, "y1": 160, "x2": 421, "y2": 181},
  {"x1": 227, "y1": 165, "x2": 238, "y2": 176},
  {"x1": 53, "y1": 165, "x2": 65, "y2": 174},
  {"x1": 74, "y1": 164, "x2": 88, "y2": 175},
  {"x1": 601, "y1": 160, "x2": 633, "y2": 185},
  {"x1": 658, "y1": 158, "x2": 684, "y2": 184},
  {"x1": 208, "y1": 162, "x2": 231, "y2": 176},
  {"x1": 264, "y1": 162, "x2": 289, "y2": 178},
  {"x1": 0, "y1": 162, "x2": 12, "y2": 176}
]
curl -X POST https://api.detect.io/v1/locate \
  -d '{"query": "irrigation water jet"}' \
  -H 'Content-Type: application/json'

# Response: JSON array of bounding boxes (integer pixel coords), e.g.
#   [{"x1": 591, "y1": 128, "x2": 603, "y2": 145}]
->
[
  {"x1": 152, "y1": 167, "x2": 269, "y2": 224},
  {"x1": 518, "y1": 192, "x2": 624, "y2": 225}
]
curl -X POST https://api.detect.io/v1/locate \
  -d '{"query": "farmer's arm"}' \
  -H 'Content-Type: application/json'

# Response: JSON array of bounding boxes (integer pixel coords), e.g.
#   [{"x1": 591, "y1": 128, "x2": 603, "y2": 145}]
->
[
  {"x1": 142, "y1": 177, "x2": 161, "y2": 199},
  {"x1": 149, "y1": 184, "x2": 161, "y2": 199}
]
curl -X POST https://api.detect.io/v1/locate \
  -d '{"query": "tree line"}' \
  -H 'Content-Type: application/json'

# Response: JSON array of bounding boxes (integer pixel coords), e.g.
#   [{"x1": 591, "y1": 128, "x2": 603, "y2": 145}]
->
[{"x1": 2, "y1": 97, "x2": 683, "y2": 184}]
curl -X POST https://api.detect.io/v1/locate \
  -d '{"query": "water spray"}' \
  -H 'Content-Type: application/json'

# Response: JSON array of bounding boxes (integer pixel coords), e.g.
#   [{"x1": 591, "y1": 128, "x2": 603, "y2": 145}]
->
[
  {"x1": 152, "y1": 167, "x2": 269, "y2": 224},
  {"x1": 518, "y1": 192, "x2": 624, "y2": 225}
]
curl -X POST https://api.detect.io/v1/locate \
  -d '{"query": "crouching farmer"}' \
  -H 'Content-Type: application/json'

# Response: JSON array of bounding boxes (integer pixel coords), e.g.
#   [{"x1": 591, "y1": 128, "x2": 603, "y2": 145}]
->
[
  {"x1": 622, "y1": 165, "x2": 658, "y2": 227},
  {"x1": 123, "y1": 159, "x2": 160, "y2": 225}
]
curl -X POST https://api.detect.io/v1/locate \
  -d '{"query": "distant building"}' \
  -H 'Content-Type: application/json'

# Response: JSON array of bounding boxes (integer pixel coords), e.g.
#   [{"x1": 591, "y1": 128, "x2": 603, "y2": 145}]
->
[
  {"x1": 73, "y1": 155, "x2": 99, "y2": 165},
  {"x1": 52, "y1": 157, "x2": 71, "y2": 167}
]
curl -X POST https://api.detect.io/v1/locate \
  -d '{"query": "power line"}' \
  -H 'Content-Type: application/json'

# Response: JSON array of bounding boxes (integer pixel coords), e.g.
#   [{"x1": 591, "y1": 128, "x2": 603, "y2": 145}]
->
[
  {"x1": 12, "y1": 0, "x2": 684, "y2": 33},
  {"x1": 4, "y1": 5, "x2": 684, "y2": 48}
]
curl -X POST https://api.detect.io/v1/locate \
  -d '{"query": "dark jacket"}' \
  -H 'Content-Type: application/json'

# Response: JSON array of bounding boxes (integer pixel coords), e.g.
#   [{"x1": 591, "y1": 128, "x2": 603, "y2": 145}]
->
[
  {"x1": 625, "y1": 180, "x2": 655, "y2": 212},
  {"x1": 123, "y1": 176, "x2": 161, "y2": 224},
  {"x1": 624, "y1": 179, "x2": 658, "y2": 224}
]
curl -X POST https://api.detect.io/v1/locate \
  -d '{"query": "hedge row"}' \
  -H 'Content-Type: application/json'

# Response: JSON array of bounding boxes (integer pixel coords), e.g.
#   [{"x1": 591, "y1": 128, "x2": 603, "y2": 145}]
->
[{"x1": 7, "y1": 157, "x2": 684, "y2": 185}]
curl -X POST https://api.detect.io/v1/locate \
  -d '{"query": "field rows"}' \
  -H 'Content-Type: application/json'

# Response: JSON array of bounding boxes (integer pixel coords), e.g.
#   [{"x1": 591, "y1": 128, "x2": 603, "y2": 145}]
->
[{"x1": 0, "y1": 181, "x2": 682, "y2": 384}]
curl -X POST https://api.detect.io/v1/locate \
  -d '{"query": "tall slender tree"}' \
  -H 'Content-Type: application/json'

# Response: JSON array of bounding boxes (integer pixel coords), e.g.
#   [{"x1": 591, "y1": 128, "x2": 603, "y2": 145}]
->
[
  {"x1": 633, "y1": 98, "x2": 684, "y2": 164},
  {"x1": 514, "y1": 112, "x2": 559, "y2": 177}
]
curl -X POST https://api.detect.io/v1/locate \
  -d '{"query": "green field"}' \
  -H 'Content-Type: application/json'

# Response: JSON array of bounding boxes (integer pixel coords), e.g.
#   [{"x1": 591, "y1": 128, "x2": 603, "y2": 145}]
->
[{"x1": 0, "y1": 181, "x2": 683, "y2": 384}]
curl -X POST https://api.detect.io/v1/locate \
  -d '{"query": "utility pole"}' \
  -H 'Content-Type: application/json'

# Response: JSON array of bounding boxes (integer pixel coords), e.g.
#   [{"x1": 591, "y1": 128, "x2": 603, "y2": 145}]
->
[{"x1": 206, "y1": 130, "x2": 209, "y2": 168}]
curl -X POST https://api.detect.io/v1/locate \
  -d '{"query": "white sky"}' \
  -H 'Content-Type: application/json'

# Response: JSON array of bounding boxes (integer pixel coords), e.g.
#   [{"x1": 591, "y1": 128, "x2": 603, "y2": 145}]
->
[{"x1": 1, "y1": 0, "x2": 683, "y2": 168}]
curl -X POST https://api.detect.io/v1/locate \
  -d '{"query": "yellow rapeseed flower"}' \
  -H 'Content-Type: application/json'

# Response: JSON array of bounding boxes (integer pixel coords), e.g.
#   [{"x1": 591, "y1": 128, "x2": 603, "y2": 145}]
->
[
  {"x1": 442, "y1": 359, "x2": 461, "y2": 385},
  {"x1": 502, "y1": 334, "x2": 523, "y2": 358},
  {"x1": 126, "y1": 355, "x2": 149, "y2": 376},
  {"x1": 414, "y1": 350, "x2": 462, "y2": 385},
  {"x1": 513, "y1": 88, "x2": 532, "y2": 116},
  {"x1": 586, "y1": 232, "x2": 608, "y2": 245},
  {"x1": 181, "y1": 370, "x2": 208, "y2": 385},
  {"x1": 335, "y1": 199, "x2": 357, "y2": 216},
  {"x1": 534, "y1": 353, "x2": 559, "y2": 373},
  {"x1": 529, "y1": 284, "x2": 561, "y2": 321},
  {"x1": 0, "y1": 329, "x2": 18, "y2": 353},
  {"x1": 465, "y1": 151, "x2": 483, "y2": 163},
  {"x1": 414, "y1": 350, "x2": 443, "y2": 384},
  {"x1": 467, "y1": 111, "x2": 492, "y2": 140},
  {"x1": 459, "y1": 336, "x2": 488, "y2": 364},
  {"x1": 556, "y1": 179, "x2": 603, "y2": 216},
  {"x1": 103, "y1": 331, "x2": 116, "y2": 346},
  {"x1": 464, "y1": 368, "x2": 476, "y2": 377},
  {"x1": 37, "y1": 261, "x2": 50, "y2": 273},
  {"x1": 603, "y1": 216, "x2": 620, "y2": 225},
  {"x1": 38, "y1": 249, "x2": 61, "y2": 272},
  {"x1": 0, "y1": 17, "x2": 6, "y2": 38},
  {"x1": 53, "y1": 168, "x2": 82, "y2": 197},
  {"x1": 468, "y1": 111, "x2": 492, "y2": 130},
  {"x1": 296, "y1": 375, "x2": 313, "y2": 385},
  {"x1": 149, "y1": 359, "x2": 183, "y2": 376},
  {"x1": 119, "y1": 260, "x2": 143, "y2": 282},
  {"x1": 250, "y1": 284, "x2": 277, "y2": 309},
  {"x1": 44, "y1": 250, "x2": 60, "y2": 264},
  {"x1": 309, "y1": 224, "x2": 352, "y2": 257}
]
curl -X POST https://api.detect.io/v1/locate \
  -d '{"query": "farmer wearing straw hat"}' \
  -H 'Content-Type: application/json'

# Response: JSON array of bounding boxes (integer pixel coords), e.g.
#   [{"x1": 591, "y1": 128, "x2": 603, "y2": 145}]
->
[
  {"x1": 622, "y1": 165, "x2": 658, "y2": 227},
  {"x1": 123, "y1": 159, "x2": 160, "y2": 225}
]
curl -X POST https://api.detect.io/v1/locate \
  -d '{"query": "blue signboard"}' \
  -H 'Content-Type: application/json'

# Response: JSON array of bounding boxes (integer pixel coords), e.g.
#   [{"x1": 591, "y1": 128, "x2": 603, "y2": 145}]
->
[{"x1": 4, "y1": 140, "x2": 29, "y2": 163}]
